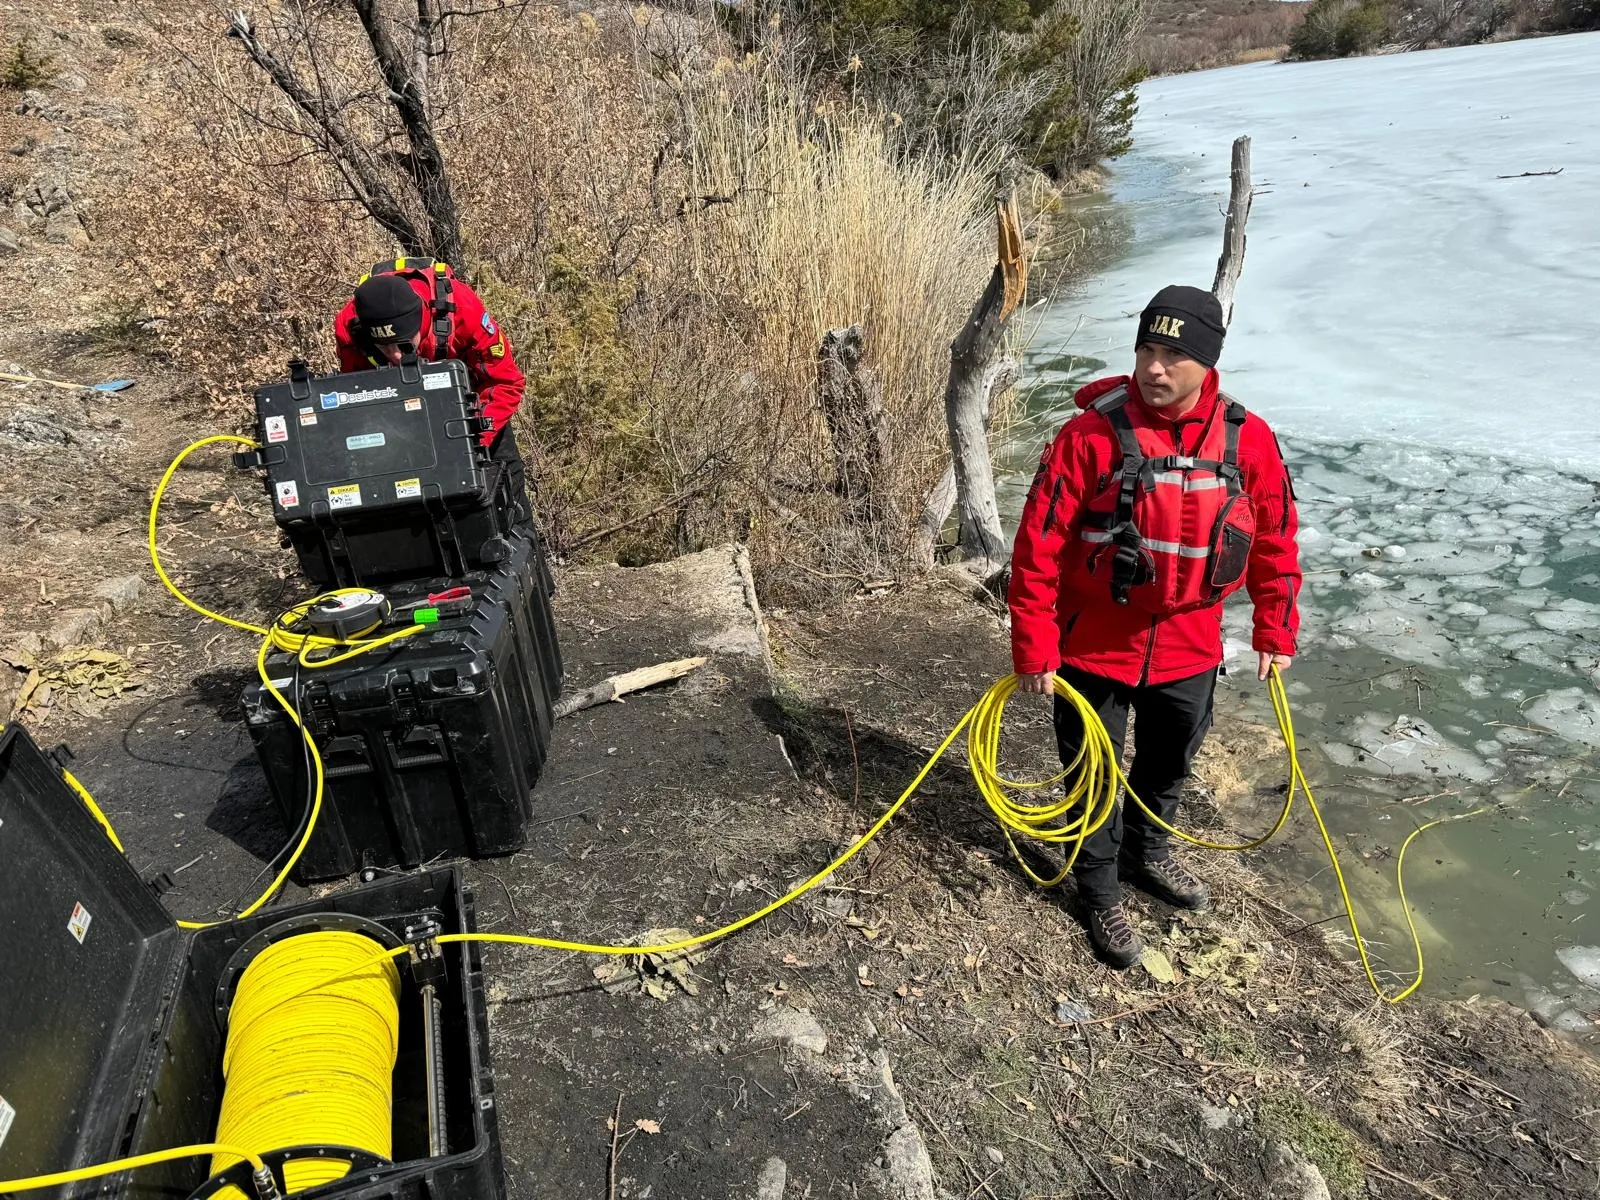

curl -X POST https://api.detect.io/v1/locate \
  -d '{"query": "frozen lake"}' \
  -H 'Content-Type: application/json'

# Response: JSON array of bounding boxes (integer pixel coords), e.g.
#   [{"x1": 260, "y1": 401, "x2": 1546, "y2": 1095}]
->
[{"x1": 1005, "y1": 33, "x2": 1600, "y2": 1029}]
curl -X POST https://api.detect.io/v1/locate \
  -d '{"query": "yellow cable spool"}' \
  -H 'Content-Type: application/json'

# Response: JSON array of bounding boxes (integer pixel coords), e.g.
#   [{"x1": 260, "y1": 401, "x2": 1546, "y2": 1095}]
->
[{"x1": 211, "y1": 931, "x2": 402, "y2": 1197}]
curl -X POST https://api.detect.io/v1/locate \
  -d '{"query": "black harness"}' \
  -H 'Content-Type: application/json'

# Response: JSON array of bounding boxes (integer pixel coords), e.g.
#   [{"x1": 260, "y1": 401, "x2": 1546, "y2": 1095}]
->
[
  {"x1": 358, "y1": 257, "x2": 455, "y2": 355},
  {"x1": 1092, "y1": 386, "x2": 1247, "y2": 605}
]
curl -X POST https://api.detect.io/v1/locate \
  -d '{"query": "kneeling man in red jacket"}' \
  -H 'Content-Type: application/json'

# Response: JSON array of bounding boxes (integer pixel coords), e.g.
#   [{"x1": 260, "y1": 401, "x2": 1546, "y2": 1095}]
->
[{"x1": 1008, "y1": 285, "x2": 1302, "y2": 968}]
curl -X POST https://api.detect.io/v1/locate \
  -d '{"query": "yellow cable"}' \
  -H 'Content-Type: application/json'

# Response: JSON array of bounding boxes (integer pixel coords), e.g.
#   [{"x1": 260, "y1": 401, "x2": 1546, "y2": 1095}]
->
[
  {"x1": 212, "y1": 932, "x2": 400, "y2": 1197},
  {"x1": 149, "y1": 435, "x2": 272, "y2": 638},
  {"x1": 0, "y1": 1145, "x2": 267, "y2": 1195},
  {"x1": 426, "y1": 669, "x2": 1481, "y2": 1008}
]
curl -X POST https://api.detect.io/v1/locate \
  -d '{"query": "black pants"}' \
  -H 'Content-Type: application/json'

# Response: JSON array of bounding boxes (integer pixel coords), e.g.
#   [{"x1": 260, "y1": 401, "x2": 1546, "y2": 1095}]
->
[
  {"x1": 489, "y1": 426, "x2": 535, "y2": 536},
  {"x1": 1052, "y1": 664, "x2": 1216, "y2": 908}
]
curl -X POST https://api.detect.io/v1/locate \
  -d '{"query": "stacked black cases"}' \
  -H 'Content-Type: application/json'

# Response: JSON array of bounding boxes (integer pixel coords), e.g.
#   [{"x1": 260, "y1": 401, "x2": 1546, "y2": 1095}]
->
[
  {"x1": 250, "y1": 358, "x2": 518, "y2": 586},
  {"x1": 289, "y1": 459, "x2": 518, "y2": 588},
  {"x1": 0, "y1": 724, "x2": 505, "y2": 1200},
  {"x1": 242, "y1": 532, "x2": 558, "y2": 882}
]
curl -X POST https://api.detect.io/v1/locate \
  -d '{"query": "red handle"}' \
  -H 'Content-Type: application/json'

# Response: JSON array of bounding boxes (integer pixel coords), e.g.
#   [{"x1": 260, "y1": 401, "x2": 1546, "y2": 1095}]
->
[{"x1": 428, "y1": 586, "x2": 471, "y2": 603}]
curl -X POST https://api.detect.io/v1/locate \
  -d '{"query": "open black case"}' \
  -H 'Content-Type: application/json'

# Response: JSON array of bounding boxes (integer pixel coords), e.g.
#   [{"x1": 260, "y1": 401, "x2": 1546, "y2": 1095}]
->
[{"x1": 0, "y1": 725, "x2": 505, "y2": 1200}]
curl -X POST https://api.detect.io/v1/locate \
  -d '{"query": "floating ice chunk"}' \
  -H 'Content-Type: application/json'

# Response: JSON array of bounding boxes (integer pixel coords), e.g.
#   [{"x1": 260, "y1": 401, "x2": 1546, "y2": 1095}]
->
[
  {"x1": 1299, "y1": 526, "x2": 1324, "y2": 544},
  {"x1": 1447, "y1": 601, "x2": 1488, "y2": 618},
  {"x1": 1561, "y1": 890, "x2": 1589, "y2": 907},
  {"x1": 1535, "y1": 608, "x2": 1597, "y2": 633},
  {"x1": 1462, "y1": 674, "x2": 1492, "y2": 698},
  {"x1": 1525, "y1": 688, "x2": 1600, "y2": 750},
  {"x1": 1451, "y1": 573, "x2": 1506, "y2": 592},
  {"x1": 1339, "y1": 713, "x2": 1496, "y2": 782},
  {"x1": 1346, "y1": 571, "x2": 1391, "y2": 592},
  {"x1": 1520, "y1": 566, "x2": 1555, "y2": 588},
  {"x1": 1556, "y1": 946, "x2": 1600, "y2": 989},
  {"x1": 1383, "y1": 545, "x2": 1407, "y2": 561},
  {"x1": 1475, "y1": 740, "x2": 1502, "y2": 757},
  {"x1": 1475, "y1": 614, "x2": 1531, "y2": 636}
]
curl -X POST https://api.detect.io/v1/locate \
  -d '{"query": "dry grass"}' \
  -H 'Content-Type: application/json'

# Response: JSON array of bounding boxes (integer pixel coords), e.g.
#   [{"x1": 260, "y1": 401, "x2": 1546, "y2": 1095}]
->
[{"x1": 107, "y1": 3, "x2": 999, "y2": 589}]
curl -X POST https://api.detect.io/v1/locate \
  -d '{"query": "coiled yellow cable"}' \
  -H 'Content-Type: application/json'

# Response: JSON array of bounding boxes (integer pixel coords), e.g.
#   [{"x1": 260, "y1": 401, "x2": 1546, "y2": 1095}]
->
[{"x1": 212, "y1": 932, "x2": 401, "y2": 1197}]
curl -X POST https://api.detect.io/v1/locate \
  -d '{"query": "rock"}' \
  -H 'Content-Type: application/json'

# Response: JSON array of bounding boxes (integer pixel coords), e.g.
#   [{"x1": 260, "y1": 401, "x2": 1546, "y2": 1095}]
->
[
  {"x1": 1199, "y1": 1102, "x2": 1238, "y2": 1131},
  {"x1": 869, "y1": 1049, "x2": 909, "y2": 1127},
  {"x1": 12, "y1": 633, "x2": 45, "y2": 658},
  {"x1": 44, "y1": 212, "x2": 89, "y2": 249},
  {"x1": 984, "y1": 1146, "x2": 1003, "y2": 1165},
  {"x1": 0, "y1": 227, "x2": 19, "y2": 255},
  {"x1": 95, "y1": 575, "x2": 143, "y2": 612},
  {"x1": 751, "y1": 1008, "x2": 827, "y2": 1056},
  {"x1": 52, "y1": 73, "x2": 88, "y2": 93},
  {"x1": 1268, "y1": 1143, "x2": 1331, "y2": 1200},
  {"x1": 880, "y1": 1126, "x2": 936, "y2": 1200},
  {"x1": 1, "y1": 407, "x2": 74, "y2": 445},
  {"x1": 47, "y1": 608, "x2": 102, "y2": 650},
  {"x1": 755, "y1": 1157, "x2": 786, "y2": 1200}
]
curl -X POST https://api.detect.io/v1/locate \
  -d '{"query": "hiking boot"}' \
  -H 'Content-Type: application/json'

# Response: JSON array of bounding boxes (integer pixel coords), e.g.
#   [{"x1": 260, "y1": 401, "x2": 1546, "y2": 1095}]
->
[
  {"x1": 1122, "y1": 855, "x2": 1211, "y2": 911},
  {"x1": 1083, "y1": 901, "x2": 1143, "y2": 970}
]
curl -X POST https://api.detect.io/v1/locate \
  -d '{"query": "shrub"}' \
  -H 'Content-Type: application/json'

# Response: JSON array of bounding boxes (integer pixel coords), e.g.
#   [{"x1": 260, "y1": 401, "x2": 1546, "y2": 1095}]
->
[
  {"x1": 111, "y1": 5, "x2": 996, "y2": 589},
  {"x1": 0, "y1": 34, "x2": 54, "y2": 90},
  {"x1": 1335, "y1": 2, "x2": 1392, "y2": 52}
]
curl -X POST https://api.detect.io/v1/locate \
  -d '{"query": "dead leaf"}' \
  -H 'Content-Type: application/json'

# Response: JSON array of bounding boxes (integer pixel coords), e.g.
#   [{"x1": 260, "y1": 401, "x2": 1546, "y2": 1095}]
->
[
  {"x1": 634, "y1": 1119, "x2": 661, "y2": 1134},
  {"x1": 1142, "y1": 948, "x2": 1177, "y2": 985}
]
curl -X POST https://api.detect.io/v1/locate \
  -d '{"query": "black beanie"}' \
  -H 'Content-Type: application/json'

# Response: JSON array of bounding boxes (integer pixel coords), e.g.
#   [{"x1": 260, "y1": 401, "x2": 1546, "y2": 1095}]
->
[
  {"x1": 353, "y1": 274, "x2": 425, "y2": 345},
  {"x1": 1136, "y1": 284, "x2": 1226, "y2": 368}
]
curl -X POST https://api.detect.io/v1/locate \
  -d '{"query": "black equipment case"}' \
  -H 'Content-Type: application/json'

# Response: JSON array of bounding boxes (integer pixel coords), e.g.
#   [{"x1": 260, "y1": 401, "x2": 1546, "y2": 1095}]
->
[
  {"x1": 241, "y1": 531, "x2": 560, "y2": 883},
  {"x1": 0, "y1": 724, "x2": 505, "y2": 1200},
  {"x1": 244, "y1": 358, "x2": 518, "y2": 586}
]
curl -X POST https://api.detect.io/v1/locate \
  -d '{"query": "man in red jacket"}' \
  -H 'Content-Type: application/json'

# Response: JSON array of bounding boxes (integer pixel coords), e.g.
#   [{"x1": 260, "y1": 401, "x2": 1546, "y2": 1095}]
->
[
  {"x1": 333, "y1": 258, "x2": 533, "y2": 528},
  {"x1": 1008, "y1": 284, "x2": 1301, "y2": 968}
]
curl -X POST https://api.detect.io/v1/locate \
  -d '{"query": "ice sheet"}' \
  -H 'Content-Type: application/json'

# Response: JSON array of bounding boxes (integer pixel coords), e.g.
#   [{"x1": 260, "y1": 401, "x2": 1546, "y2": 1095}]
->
[{"x1": 1022, "y1": 32, "x2": 1600, "y2": 475}]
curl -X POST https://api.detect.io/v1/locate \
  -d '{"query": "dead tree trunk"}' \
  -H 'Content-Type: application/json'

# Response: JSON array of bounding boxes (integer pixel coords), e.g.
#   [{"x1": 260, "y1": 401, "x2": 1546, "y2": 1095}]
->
[
  {"x1": 1211, "y1": 136, "x2": 1251, "y2": 327},
  {"x1": 352, "y1": 0, "x2": 465, "y2": 270},
  {"x1": 911, "y1": 356, "x2": 1018, "y2": 565},
  {"x1": 816, "y1": 325, "x2": 892, "y2": 527},
  {"x1": 935, "y1": 189, "x2": 1027, "y2": 567},
  {"x1": 227, "y1": 4, "x2": 466, "y2": 269}
]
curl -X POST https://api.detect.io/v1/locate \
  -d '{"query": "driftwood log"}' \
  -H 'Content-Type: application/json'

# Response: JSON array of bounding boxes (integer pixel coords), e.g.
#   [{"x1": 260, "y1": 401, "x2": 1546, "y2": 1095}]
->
[
  {"x1": 553, "y1": 656, "x2": 709, "y2": 720},
  {"x1": 923, "y1": 189, "x2": 1028, "y2": 568},
  {"x1": 1211, "y1": 136, "x2": 1252, "y2": 328}
]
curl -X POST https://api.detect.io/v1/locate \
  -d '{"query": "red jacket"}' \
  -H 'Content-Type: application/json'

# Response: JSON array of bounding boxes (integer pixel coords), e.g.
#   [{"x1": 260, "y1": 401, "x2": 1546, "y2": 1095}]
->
[
  {"x1": 1009, "y1": 372, "x2": 1301, "y2": 686},
  {"x1": 334, "y1": 270, "x2": 525, "y2": 446}
]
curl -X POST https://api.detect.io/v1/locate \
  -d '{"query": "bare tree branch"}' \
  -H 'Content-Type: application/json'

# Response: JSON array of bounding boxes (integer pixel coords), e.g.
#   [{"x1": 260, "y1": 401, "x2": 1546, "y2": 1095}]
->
[{"x1": 226, "y1": 10, "x2": 426, "y2": 254}]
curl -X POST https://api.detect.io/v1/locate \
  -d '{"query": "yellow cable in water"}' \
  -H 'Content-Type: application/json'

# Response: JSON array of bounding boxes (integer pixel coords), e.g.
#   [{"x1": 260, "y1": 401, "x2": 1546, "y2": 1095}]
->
[{"x1": 211, "y1": 932, "x2": 401, "y2": 1197}]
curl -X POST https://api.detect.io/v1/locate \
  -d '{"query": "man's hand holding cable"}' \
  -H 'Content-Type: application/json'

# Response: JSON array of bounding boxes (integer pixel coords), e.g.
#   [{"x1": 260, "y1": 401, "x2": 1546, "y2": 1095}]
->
[
  {"x1": 1257, "y1": 653, "x2": 1292, "y2": 681},
  {"x1": 1017, "y1": 671, "x2": 1056, "y2": 695}
]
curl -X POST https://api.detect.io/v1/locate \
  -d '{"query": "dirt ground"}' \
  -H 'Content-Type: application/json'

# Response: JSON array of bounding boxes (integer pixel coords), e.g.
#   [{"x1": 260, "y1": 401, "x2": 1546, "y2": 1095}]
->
[{"x1": 3, "y1": 4, "x2": 1599, "y2": 1199}]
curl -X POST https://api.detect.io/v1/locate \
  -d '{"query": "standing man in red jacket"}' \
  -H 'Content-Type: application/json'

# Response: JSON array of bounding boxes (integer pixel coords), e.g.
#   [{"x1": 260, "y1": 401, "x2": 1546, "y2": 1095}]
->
[
  {"x1": 333, "y1": 258, "x2": 534, "y2": 529},
  {"x1": 1008, "y1": 285, "x2": 1302, "y2": 968}
]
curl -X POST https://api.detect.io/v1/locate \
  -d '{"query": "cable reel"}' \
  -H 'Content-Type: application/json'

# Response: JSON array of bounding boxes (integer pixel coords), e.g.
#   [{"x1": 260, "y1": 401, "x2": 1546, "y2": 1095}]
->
[{"x1": 197, "y1": 913, "x2": 454, "y2": 1200}]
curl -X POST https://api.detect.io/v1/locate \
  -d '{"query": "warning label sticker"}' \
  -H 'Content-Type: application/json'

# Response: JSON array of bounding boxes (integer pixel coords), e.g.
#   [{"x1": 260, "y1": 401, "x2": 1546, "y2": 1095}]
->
[
  {"x1": 423, "y1": 373, "x2": 452, "y2": 391},
  {"x1": 346, "y1": 432, "x2": 387, "y2": 451},
  {"x1": 328, "y1": 484, "x2": 363, "y2": 510},
  {"x1": 68, "y1": 902, "x2": 92, "y2": 944},
  {"x1": 395, "y1": 477, "x2": 422, "y2": 500},
  {"x1": 0, "y1": 1094, "x2": 14, "y2": 1153},
  {"x1": 404, "y1": 397, "x2": 423, "y2": 412},
  {"x1": 276, "y1": 480, "x2": 300, "y2": 509},
  {"x1": 264, "y1": 415, "x2": 288, "y2": 444},
  {"x1": 299, "y1": 407, "x2": 318, "y2": 426}
]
